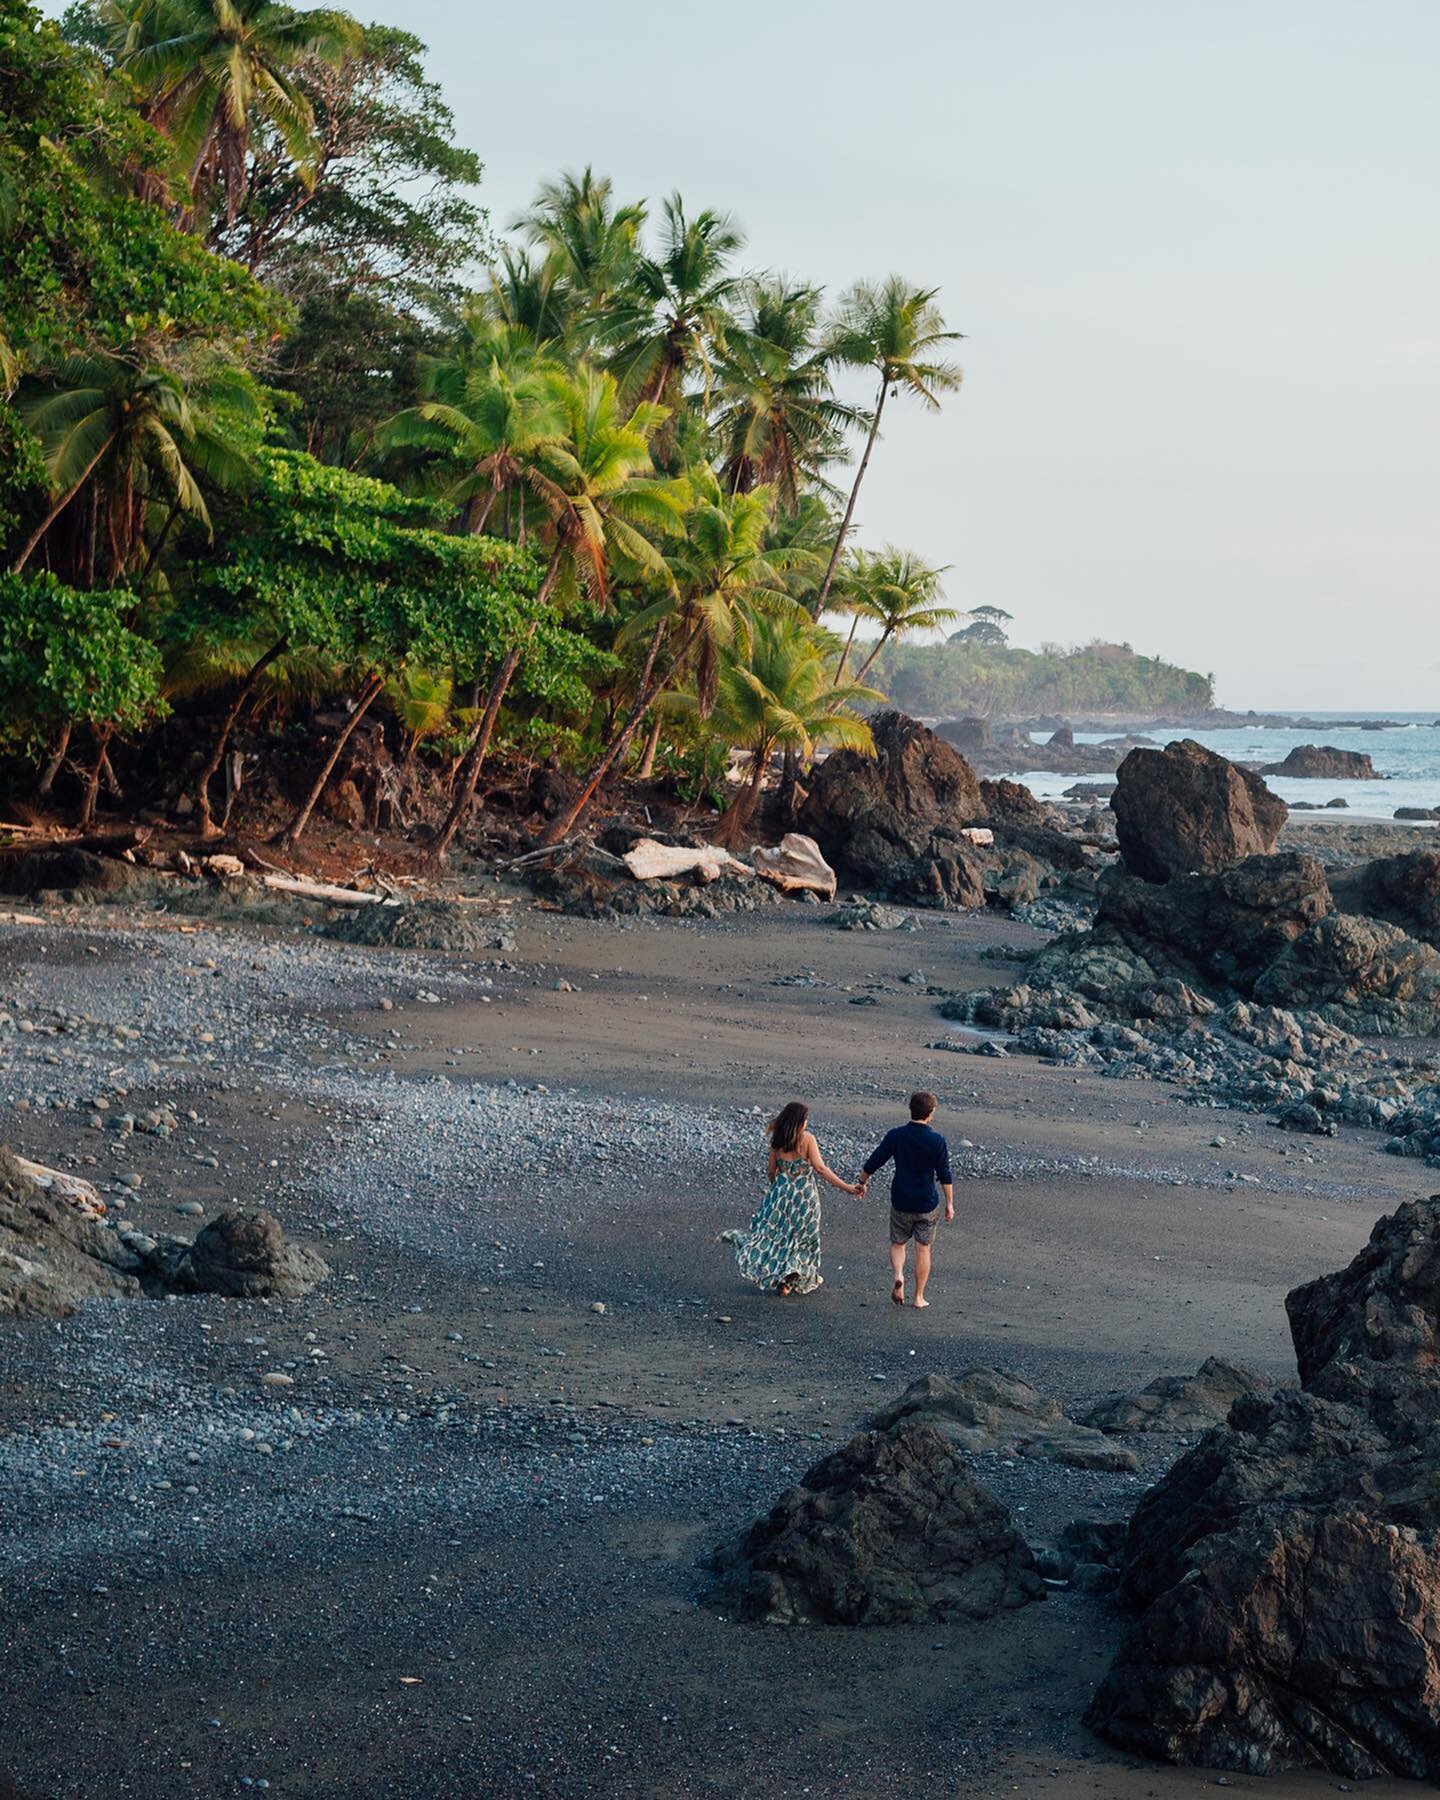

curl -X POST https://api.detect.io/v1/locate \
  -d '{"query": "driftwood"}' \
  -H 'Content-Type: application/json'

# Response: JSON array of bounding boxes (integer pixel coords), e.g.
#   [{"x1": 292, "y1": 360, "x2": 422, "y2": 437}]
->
[
  {"x1": 14, "y1": 1157, "x2": 106, "y2": 1218},
  {"x1": 259, "y1": 874, "x2": 396, "y2": 908},
  {"x1": 0, "y1": 825, "x2": 153, "y2": 858},
  {"x1": 750, "y1": 833, "x2": 837, "y2": 899},
  {"x1": 0, "y1": 911, "x2": 46, "y2": 925},
  {"x1": 621, "y1": 839, "x2": 751, "y2": 885}
]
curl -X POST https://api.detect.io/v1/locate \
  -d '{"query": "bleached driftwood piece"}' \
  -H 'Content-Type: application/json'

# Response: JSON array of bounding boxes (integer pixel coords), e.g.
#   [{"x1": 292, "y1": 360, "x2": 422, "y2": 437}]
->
[
  {"x1": 14, "y1": 1157, "x2": 106, "y2": 1218},
  {"x1": 622, "y1": 839, "x2": 751, "y2": 885},
  {"x1": 259, "y1": 874, "x2": 396, "y2": 907},
  {"x1": 750, "y1": 833, "x2": 837, "y2": 900}
]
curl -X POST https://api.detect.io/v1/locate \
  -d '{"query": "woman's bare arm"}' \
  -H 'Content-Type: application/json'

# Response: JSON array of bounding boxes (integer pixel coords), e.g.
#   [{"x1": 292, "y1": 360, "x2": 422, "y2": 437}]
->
[{"x1": 805, "y1": 1132, "x2": 857, "y2": 1193}]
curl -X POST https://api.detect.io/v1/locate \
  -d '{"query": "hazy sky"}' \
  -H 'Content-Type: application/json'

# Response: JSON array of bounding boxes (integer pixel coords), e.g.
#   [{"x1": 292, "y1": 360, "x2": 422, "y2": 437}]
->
[{"x1": 57, "y1": 0, "x2": 1440, "y2": 708}]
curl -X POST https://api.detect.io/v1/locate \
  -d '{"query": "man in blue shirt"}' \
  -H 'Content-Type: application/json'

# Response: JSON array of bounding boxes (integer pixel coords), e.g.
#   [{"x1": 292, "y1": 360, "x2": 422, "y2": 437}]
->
[{"x1": 857, "y1": 1091, "x2": 954, "y2": 1309}]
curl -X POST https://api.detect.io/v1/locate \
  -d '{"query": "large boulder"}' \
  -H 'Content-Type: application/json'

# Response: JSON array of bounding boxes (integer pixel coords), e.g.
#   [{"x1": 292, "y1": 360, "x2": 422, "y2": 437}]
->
[
  {"x1": 1088, "y1": 1197, "x2": 1440, "y2": 1779},
  {"x1": 1254, "y1": 911, "x2": 1440, "y2": 1035},
  {"x1": 870, "y1": 1369, "x2": 1138, "y2": 1471},
  {"x1": 1330, "y1": 849, "x2": 1440, "y2": 949},
  {"x1": 147, "y1": 1209, "x2": 329, "y2": 1299},
  {"x1": 979, "y1": 777, "x2": 1049, "y2": 828},
  {"x1": 800, "y1": 711, "x2": 989, "y2": 907},
  {"x1": 1083, "y1": 1357, "x2": 1273, "y2": 1437},
  {"x1": 709, "y1": 1422, "x2": 1045, "y2": 1625},
  {"x1": 1262, "y1": 744, "x2": 1379, "y2": 780},
  {"x1": 1111, "y1": 739, "x2": 1287, "y2": 883}
]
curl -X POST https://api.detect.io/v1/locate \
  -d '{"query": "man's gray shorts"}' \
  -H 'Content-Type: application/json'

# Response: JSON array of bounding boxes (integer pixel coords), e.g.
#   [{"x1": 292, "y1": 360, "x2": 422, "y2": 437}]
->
[{"x1": 889, "y1": 1206, "x2": 937, "y2": 1247}]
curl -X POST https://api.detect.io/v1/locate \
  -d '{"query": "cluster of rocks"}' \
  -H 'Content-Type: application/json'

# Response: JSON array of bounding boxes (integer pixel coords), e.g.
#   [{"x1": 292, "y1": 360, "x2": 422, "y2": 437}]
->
[
  {"x1": 322, "y1": 900, "x2": 513, "y2": 954},
  {"x1": 800, "y1": 712, "x2": 1102, "y2": 913},
  {"x1": 936, "y1": 718, "x2": 1158, "y2": 778},
  {"x1": 0, "y1": 1148, "x2": 327, "y2": 1320},
  {"x1": 1089, "y1": 1195, "x2": 1440, "y2": 1780},
  {"x1": 943, "y1": 740, "x2": 1440, "y2": 1147}
]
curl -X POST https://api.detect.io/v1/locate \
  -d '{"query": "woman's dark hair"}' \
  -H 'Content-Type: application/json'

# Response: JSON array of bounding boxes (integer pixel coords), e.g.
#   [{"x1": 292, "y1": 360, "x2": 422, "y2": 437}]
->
[{"x1": 769, "y1": 1101, "x2": 809, "y2": 1153}]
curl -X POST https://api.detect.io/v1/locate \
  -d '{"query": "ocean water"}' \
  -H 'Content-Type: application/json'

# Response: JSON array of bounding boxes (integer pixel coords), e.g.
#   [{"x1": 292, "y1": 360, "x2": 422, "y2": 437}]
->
[{"x1": 1017, "y1": 712, "x2": 1440, "y2": 819}]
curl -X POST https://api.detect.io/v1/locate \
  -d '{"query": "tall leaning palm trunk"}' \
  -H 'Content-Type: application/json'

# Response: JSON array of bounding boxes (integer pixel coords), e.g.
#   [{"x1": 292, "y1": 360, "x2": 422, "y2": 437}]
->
[{"x1": 813, "y1": 384, "x2": 886, "y2": 617}]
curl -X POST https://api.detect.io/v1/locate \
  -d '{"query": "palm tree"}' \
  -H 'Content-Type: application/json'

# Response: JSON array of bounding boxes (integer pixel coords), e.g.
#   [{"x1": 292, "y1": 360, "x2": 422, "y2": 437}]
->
[
  {"x1": 10, "y1": 349, "x2": 255, "y2": 580},
  {"x1": 425, "y1": 365, "x2": 677, "y2": 864},
  {"x1": 103, "y1": 0, "x2": 358, "y2": 226},
  {"x1": 831, "y1": 546, "x2": 959, "y2": 684},
  {"x1": 672, "y1": 613, "x2": 879, "y2": 846},
  {"x1": 378, "y1": 323, "x2": 565, "y2": 536},
  {"x1": 603, "y1": 194, "x2": 745, "y2": 434},
  {"x1": 483, "y1": 247, "x2": 578, "y2": 350},
  {"x1": 711, "y1": 278, "x2": 857, "y2": 510},
  {"x1": 516, "y1": 168, "x2": 646, "y2": 325},
  {"x1": 813, "y1": 277, "x2": 963, "y2": 614},
  {"x1": 537, "y1": 468, "x2": 816, "y2": 846}
]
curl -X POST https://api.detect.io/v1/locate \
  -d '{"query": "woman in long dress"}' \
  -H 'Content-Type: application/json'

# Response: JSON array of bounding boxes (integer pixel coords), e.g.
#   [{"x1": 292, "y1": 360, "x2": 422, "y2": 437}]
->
[{"x1": 726, "y1": 1101, "x2": 858, "y2": 1297}]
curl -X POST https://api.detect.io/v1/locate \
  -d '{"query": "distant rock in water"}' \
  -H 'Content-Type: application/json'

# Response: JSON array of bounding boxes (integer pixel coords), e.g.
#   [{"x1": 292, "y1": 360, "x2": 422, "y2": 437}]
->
[
  {"x1": 1088, "y1": 1195, "x2": 1440, "y2": 1780},
  {"x1": 1262, "y1": 744, "x2": 1380, "y2": 780},
  {"x1": 709, "y1": 1422, "x2": 1045, "y2": 1626},
  {"x1": 1395, "y1": 806, "x2": 1440, "y2": 821},
  {"x1": 934, "y1": 715, "x2": 996, "y2": 761},
  {"x1": 1112, "y1": 739, "x2": 1287, "y2": 882}
]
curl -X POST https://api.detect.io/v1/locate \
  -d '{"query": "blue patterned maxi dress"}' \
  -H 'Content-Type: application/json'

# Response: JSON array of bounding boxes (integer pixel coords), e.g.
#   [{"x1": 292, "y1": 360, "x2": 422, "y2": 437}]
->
[{"x1": 725, "y1": 1157, "x2": 824, "y2": 1295}]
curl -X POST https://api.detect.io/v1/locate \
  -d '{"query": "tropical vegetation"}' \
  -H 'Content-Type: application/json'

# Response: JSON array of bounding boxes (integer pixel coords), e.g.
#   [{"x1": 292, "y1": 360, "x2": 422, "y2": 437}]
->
[{"x1": 0, "y1": 1, "x2": 1203, "y2": 853}]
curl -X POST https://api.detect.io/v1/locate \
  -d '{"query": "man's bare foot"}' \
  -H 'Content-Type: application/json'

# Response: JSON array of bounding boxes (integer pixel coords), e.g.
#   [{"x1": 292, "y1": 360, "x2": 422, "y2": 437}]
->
[
  {"x1": 912, "y1": 1296, "x2": 930, "y2": 1309},
  {"x1": 891, "y1": 1278, "x2": 904, "y2": 1305}
]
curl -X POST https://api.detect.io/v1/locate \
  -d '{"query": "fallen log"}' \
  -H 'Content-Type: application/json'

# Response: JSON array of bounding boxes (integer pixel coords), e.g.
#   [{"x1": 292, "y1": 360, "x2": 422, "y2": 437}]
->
[
  {"x1": 0, "y1": 825, "x2": 153, "y2": 858},
  {"x1": 259, "y1": 873, "x2": 397, "y2": 908},
  {"x1": 621, "y1": 839, "x2": 752, "y2": 884}
]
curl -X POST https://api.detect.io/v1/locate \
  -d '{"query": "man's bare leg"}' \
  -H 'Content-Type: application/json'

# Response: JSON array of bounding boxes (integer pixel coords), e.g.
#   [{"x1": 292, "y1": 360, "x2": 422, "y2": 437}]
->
[
  {"x1": 889, "y1": 1240, "x2": 906, "y2": 1303},
  {"x1": 913, "y1": 1241, "x2": 933, "y2": 1309}
]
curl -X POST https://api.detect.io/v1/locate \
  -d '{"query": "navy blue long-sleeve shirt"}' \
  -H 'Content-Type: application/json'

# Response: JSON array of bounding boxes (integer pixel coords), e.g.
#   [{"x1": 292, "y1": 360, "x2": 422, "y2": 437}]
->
[{"x1": 863, "y1": 1121, "x2": 953, "y2": 1213}]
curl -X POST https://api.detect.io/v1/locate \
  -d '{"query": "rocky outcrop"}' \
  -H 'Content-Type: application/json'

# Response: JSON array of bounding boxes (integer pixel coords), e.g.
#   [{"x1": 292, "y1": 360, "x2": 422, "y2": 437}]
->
[
  {"x1": 935, "y1": 716, "x2": 997, "y2": 761},
  {"x1": 1254, "y1": 911, "x2": 1440, "y2": 1035},
  {"x1": 1111, "y1": 740, "x2": 1287, "y2": 882},
  {"x1": 0, "y1": 1151, "x2": 327, "y2": 1319},
  {"x1": 1329, "y1": 849, "x2": 1440, "y2": 950},
  {"x1": 979, "y1": 778, "x2": 1049, "y2": 828},
  {"x1": 1083, "y1": 1357, "x2": 1272, "y2": 1436},
  {"x1": 870, "y1": 1369, "x2": 1139, "y2": 1471},
  {"x1": 709, "y1": 1422, "x2": 1045, "y2": 1625},
  {"x1": 146, "y1": 1210, "x2": 329, "y2": 1300},
  {"x1": 1088, "y1": 1197, "x2": 1440, "y2": 1779},
  {"x1": 0, "y1": 1148, "x2": 144, "y2": 1319},
  {"x1": 800, "y1": 711, "x2": 990, "y2": 906},
  {"x1": 1262, "y1": 744, "x2": 1379, "y2": 780}
]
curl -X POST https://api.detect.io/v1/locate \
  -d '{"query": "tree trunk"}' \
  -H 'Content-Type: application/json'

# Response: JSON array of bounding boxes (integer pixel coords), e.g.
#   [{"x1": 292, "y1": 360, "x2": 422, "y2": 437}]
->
[
  {"x1": 538, "y1": 619, "x2": 696, "y2": 846},
  {"x1": 136, "y1": 498, "x2": 182, "y2": 593},
  {"x1": 195, "y1": 637, "x2": 289, "y2": 838},
  {"x1": 855, "y1": 629, "x2": 894, "y2": 683},
  {"x1": 813, "y1": 378, "x2": 887, "y2": 616},
  {"x1": 425, "y1": 545, "x2": 564, "y2": 865},
  {"x1": 424, "y1": 637, "x2": 527, "y2": 867},
  {"x1": 281, "y1": 672, "x2": 385, "y2": 845},
  {"x1": 36, "y1": 722, "x2": 72, "y2": 798},
  {"x1": 635, "y1": 712, "x2": 664, "y2": 781},
  {"x1": 77, "y1": 725, "x2": 113, "y2": 829},
  {"x1": 711, "y1": 745, "x2": 767, "y2": 849},
  {"x1": 9, "y1": 434, "x2": 117, "y2": 574},
  {"x1": 832, "y1": 611, "x2": 863, "y2": 684}
]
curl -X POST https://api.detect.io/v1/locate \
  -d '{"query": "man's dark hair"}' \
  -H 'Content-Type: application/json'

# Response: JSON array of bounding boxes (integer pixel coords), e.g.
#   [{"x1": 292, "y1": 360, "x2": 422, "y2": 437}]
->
[{"x1": 909, "y1": 1090, "x2": 937, "y2": 1121}]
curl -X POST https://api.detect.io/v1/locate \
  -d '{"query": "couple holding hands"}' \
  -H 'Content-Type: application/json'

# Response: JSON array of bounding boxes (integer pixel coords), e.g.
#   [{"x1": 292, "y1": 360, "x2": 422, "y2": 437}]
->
[{"x1": 726, "y1": 1090, "x2": 955, "y2": 1309}]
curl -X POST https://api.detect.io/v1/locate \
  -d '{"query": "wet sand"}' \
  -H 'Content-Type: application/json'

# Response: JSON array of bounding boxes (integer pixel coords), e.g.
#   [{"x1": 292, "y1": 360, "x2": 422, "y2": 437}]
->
[{"x1": 0, "y1": 899, "x2": 1430, "y2": 1798}]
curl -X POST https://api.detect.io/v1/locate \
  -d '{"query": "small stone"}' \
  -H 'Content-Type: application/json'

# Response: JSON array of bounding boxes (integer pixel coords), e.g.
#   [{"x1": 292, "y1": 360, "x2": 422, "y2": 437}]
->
[
  {"x1": 260, "y1": 1372, "x2": 294, "y2": 1388},
  {"x1": 177, "y1": 1201, "x2": 205, "y2": 1216},
  {"x1": 589, "y1": 1301, "x2": 607, "y2": 1315}
]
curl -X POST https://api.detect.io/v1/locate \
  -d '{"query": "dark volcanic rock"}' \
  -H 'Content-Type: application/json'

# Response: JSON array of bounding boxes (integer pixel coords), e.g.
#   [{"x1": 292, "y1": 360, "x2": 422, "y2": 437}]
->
[
  {"x1": 870, "y1": 1369, "x2": 1139, "y2": 1471},
  {"x1": 935, "y1": 716, "x2": 996, "y2": 761},
  {"x1": 1089, "y1": 1196, "x2": 1440, "y2": 1779},
  {"x1": 0, "y1": 848, "x2": 134, "y2": 898},
  {"x1": 800, "y1": 711, "x2": 989, "y2": 907},
  {"x1": 148, "y1": 1209, "x2": 329, "y2": 1300},
  {"x1": 1083, "y1": 1357, "x2": 1273, "y2": 1436},
  {"x1": 0, "y1": 1149, "x2": 143, "y2": 1319},
  {"x1": 979, "y1": 777, "x2": 1048, "y2": 828},
  {"x1": 709, "y1": 1422, "x2": 1045, "y2": 1625},
  {"x1": 1330, "y1": 849, "x2": 1440, "y2": 949},
  {"x1": 1254, "y1": 911, "x2": 1440, "y2": 1035},
  {"x1": 1262, "y1": 744, "x2": 1379, "y2": 780},
  {"x1": 1112, "y1": 739, "x2": 1287, "y2": 882}
]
